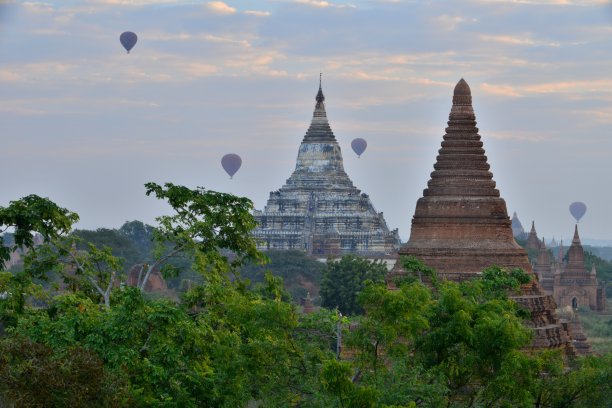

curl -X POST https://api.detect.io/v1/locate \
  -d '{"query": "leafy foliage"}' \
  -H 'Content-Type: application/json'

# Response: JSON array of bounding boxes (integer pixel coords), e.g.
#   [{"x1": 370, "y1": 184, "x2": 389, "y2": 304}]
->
[
  {"x1": 320, "y1": 254, "x2": 388, "y2": 315},
  {"x1": 347, "y1": 265, "x2": 536, "y2": 407},
  {"x1": 72, "y1": 226, "x2": 145, "y2": 271},
  {"x1": 0, "y1": 335, "x2": 129, "y2": 407},
  {"x1": 0, "y1": 195, "x2": 78, "y2": 269},
  {"x1": 1, "y1": 190, "x2": 611, "y2": 407},
  {"x1": 239, "y1": 250, "x2": 325, "y2": 300}
]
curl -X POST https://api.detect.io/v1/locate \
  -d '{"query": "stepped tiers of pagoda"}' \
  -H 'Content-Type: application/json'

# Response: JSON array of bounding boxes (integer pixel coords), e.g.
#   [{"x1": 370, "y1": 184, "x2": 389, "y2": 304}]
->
[
  {"x1": 398, "y1": 78, "x2": 534, "y2": 279},
  {"x1": 393, "y1": 79, "x2": 577, "y2": 353},
  {"x1": 252, "y1": 83, "x2": 400, "y2": 257}
]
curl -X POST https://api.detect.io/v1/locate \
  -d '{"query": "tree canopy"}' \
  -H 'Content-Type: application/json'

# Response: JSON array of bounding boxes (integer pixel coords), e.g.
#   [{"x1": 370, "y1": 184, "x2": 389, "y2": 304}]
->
[
  {"x1": 320, "y1": 254, "x2": 388, "y2": 316},
  {"x1": 0, "y1": 190, "x2": 610, "y2": 407}
]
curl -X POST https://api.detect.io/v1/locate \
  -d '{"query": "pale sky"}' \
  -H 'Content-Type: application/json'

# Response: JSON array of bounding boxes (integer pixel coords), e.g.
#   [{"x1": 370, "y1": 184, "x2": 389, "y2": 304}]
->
[{"x1": 1, "y1": 0, "x2": 611, "y2": 242}]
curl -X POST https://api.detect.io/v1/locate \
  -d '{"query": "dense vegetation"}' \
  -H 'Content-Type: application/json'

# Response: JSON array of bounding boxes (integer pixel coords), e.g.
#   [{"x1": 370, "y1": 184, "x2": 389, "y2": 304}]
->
[
  {"x1": 320, "y1": 255, "x2": 387, "y2": 316},
  {"x1": 0, "y1": 189, "x2": 610, "y2": 407},
  {"x1": 239, "y1": 250, "x2": 325, "y2": 301}
]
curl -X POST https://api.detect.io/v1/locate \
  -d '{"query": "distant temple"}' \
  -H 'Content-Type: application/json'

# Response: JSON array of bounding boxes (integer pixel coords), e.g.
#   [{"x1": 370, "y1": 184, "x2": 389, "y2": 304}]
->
[
  {"x1": 390, "y1": 79, "x2": 575, "y2": 352},
  {"x1": 511, "y1": 212, "x2": 526, "y2": 239},
  {"x1": 525, "y1": 221, "x2": 541, "y2": 251},
  {"x1": 252, "y1": 80, "x2": 401, "y2": 257},
  {"x1": 554, "y1": 225, "x2": 606, "y2": 311},
  {"x1": 526, "y1": 224, "x2": 606, "y2": 313}
]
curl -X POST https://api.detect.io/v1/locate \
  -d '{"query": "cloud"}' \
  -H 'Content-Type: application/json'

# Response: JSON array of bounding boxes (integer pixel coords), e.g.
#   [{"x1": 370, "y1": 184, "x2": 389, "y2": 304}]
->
[
  {"x1": 294, "y1": 0, "x2": 356, "y2": 8},
  {"x1": 22, "y1": 2, "x2": 54, "y2": 14},
  {"x1": 485, "y1": 130, "x2": 554, "y2": 142},
  {"x1": 523, "y1": 80, "x2": 612, "y2": 94},
  {"x1": 138, "y1": 31, "x2": 252, "y2": 47},
  {"x1": 0, "y1": 100, "x2": 47, "y2": 116},
  {"x1": 92, "y1": 0, "x2": 183, "y2": 5},
  {"x1": 207, "y1": 1, "x2": 236, "y2": 14},
  {"x1": 571, "y1": 108, "x2": 612, "y2": 125},
  {"x1": 0, "y1": 70, "x2": 23, "y2": 82},
  {"x1": 481, "y1": 80, "x2": 612, "y2": 99},
  {"x1": 480, "y1": 34, "x2": 560, "y2": 47},
  {"x1": 244, "y1": 10, "x2": 271, "y2": 17},
  {"x1": 469, "y1": 0, "x2": 608, "y2": 5},
  {"x1": 431, "y1": 14, "x2": 467, "y2": 31},
  {"x1": 481, "y1": 83, "x2": 522, "y2": 97},
  {"x1": 179, "y1": 62, "x2": 219, "y2": 77}
]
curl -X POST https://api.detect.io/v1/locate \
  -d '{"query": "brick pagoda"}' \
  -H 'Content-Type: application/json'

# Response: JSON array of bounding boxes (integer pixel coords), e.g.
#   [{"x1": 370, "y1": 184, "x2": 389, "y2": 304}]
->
[{"x1": 393, "y1": 79, "x2": 574, "y2": 351}]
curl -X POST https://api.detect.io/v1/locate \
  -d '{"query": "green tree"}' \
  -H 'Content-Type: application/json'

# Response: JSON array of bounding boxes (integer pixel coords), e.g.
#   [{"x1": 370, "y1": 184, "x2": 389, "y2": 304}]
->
[
  {"x1": 0, "y1": 195, "x2": 78, "y2": 269},
  {"x1": 239, "y1": 249, "x2": 326, "y2": 300},
  {"x1": 320, "y1": 255, "x2": 387, "y2": 316},
  {"x1": 132, "y1": 182, "x2": 264, "y2": 291},
  {"x1": 72, "y1": 227, "x2": 144, "y2": 269},
  {"x1": 118, "y1": 220, "x2": 156, "y2": 257},
  {"x1": 0, "y1": 195, "x2": 79, "y2": 327},
  {"x1": 0, "y1": 335, "x2": 129, "y2": 407},
  {"x1": 346, "y1": 263, "x2": 539, "y2": 407}
]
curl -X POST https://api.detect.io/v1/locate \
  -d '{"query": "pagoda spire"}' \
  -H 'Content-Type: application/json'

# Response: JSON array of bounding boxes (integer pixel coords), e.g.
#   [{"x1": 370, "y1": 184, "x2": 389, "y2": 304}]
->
[
  {"x1": 566, "y1": 224, "x2": 585, "y2": 271},
  {"x1": 303, "y1": 74, "x2": 335, "y2": 143},
  {"x1": 422, "y1": 78, "x2": 498, "y2": 198},
  {"x1": 572, "y1": 224, "x2": 581, "y2": 245},
  {"x1": 526, "y1": 221, "x2": 541, "y2": 250},
  {"x1": 316, "y1": 72, "x2": 324, "y2": 104}
]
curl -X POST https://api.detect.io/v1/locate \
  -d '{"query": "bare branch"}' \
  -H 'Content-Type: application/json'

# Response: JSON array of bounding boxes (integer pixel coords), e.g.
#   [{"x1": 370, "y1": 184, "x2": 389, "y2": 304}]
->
[{"x1": 138, "y1": 245, "x2": 185, "y2": 291}]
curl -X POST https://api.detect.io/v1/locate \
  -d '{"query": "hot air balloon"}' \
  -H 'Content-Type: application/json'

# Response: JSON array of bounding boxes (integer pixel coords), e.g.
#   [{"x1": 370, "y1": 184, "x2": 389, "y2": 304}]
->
[
  {"x1": 120, "y1": 31, "x2": 138, "y2": 54},
  {"x1": 569, "y1": 202, "x2": 587, "y2": 223},
  {"x1": 221, "y1": 153, "x2": 242, "y2": 179},
  {"x1": 351, "y1": 138, "x2": 367, "y2": 158}
]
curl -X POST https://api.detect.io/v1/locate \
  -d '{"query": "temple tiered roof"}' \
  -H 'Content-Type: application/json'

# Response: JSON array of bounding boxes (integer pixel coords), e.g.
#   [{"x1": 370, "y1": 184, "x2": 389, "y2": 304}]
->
[{"x1": 252, "y1": 81, "x2": 400, "y2": 257}]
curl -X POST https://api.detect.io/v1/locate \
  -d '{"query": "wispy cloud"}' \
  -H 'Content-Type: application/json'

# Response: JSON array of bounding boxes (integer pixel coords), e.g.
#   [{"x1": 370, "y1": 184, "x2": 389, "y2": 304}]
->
[
  {"x1": 294, "y1": 0, "x2": 356, "y2": 8},
  {"x1": 480, "y1": 34, "x2": 560, "y2": 47},
  {"x1": 571, "y1": 108, "x2": 612, "y2": 125},
  {"x1": 486, "y1": 129, "x2": 554, "y2": 142},
  {"x1": 523, "y1": 80, "x2": 612, "y2": 94},
  {"x1": 0, "y1": 70, "x2": 23, "y2": 82},
  {"x1": 138, "y1": 31, "x2": 252, "y2": 46},
  {"x1": 244, "y1": 10, "x2": 271, "y2": 17},
  {"x1": 22, "y1": 2, "x2": 54, "y2": 14},
  {"x1": 481, "y1": 83, "x2": 522, "y2": 97},
  {"x1": 470, "y1": 0, "x2": 609, "y2": 5},
  {"x1": 431, "y1": 14, "x2": 468, "y2": 31},
  {"x1": 481, "y1": 80, "x2": 612, "y2": 98},
  {"x1": 207, "y1": 1, "x2": 236, "y2": 14},
  {"x1": 92, "y1": 0, "x2": 183, "y2": 5}
]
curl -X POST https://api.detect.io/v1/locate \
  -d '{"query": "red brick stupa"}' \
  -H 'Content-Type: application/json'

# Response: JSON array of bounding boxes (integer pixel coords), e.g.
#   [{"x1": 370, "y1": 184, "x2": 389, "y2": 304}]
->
[
  {"x1": 399, "y1": 79, "x2": 533, "y2": 280},
  {"x1": 394, "y1": 79, "x2": 573, "y2": 351}
]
